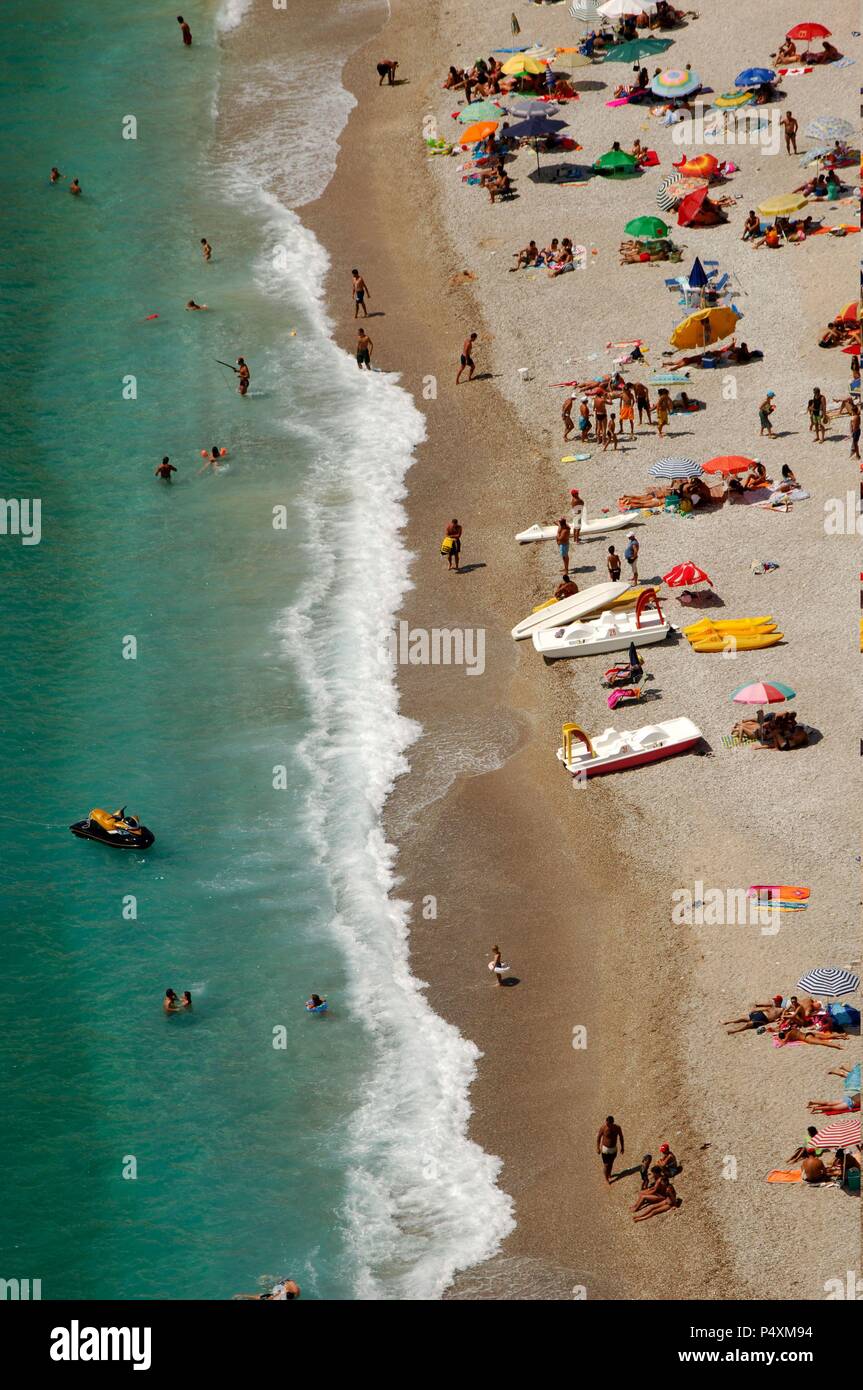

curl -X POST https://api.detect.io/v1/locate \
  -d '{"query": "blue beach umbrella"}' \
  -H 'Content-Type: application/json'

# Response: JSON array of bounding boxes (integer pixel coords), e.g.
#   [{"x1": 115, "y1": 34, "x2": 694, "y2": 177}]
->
[
  {"x1": 648, "y1": 457, "x2": 703, "y2": 480},
  {"x1": 734, "y1": 67, "x2": 776, "y2": 88},
  {"x1": 688, "y1": 256, "x2": 709, "y2": 289},
  {"x1": 796, "y1": 967, "x2": 860, "y2": 998},
  {"x1": 506, "y1": 114, "x2": 568, "y2": 174}
]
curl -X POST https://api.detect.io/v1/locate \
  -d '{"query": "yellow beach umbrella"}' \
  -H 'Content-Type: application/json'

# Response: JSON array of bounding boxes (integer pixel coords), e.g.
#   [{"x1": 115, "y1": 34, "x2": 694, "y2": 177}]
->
[
  {"x1": 670, "y1": 305, "x2": 739, "y2": 349},
  {"x1": 460, "y1": 120, "x2": 499, "y2": 144},
  {"x1": 756, "y1": 192, "x2": 809, "y2": 218},
  {"x1": 502, "y1": 54, "x2": 546, "y2": 75}
]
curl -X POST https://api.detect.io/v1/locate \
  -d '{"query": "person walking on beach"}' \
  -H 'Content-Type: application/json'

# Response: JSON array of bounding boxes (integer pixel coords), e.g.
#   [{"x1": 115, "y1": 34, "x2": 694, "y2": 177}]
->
[
  {"x1": 456, "y1": 332, "x2": 478, "y2": 384},
  {"x1": 850, "y1": 401, "x2": 861, "y2": 459},
  {"x1": 607, "y1": 545, "x2": 621, "y2": 581},
  {"x1": 177, "y1": 15, "x2": 192, "y2": 46},
  {"x1": 782, "y1": 110, "x2": 798, "y2": 155},
  {"x1": 444, "y1": 517, "x2": 462, "y2": 571},
  {"x1": 556, "y1": 517, "x2": 571, "y2": 575},
  {"x1": 578, "y1": 397, "x2": 592, "y2": 441},
  {"x1": 489, "y1": 945, "x2": 508, "y2": 987},
  {"x1": 201, "y1": 237, "x2": 212, "y2": 262},
  {"x1": 154, "y1": 457, "x2": 177, "y2": 484},
  {"x1": 356, "y1": 327, "x2": 373, "y2": 370},
  {"x1": 808, "y1": 387, "x2": 827, "y2": 443},
  {"x1": 655, "y1": 388, "x2": 670, "y2": 437},
  {"x1": 759, "y1": 391, "x2": 776, "y2": 437},
  {"x1": 351, "y1": 269, "x2": 370, "y2": 318},
  {"x1": 562, "y1": 393, "x2": 576, "y2": 442},
  {"x1": 597, "y1": 1116, "x2": 624, "y2": 1184},
  {"x1": 624, "y1": 532, "x2": 639, "y2": 583}
]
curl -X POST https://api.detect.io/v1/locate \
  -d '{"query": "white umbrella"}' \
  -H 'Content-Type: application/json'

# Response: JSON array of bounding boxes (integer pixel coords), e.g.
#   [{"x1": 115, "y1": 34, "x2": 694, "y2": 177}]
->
[
  {"x1": 570, "y1": 1, "x2": 602, "y2": 21},
  {"x1": 522, "y1": 44, "x2": 557, "y2": 62},
  {"x1": 598, "y1": 0, "x2": 657, "y2": 18}
]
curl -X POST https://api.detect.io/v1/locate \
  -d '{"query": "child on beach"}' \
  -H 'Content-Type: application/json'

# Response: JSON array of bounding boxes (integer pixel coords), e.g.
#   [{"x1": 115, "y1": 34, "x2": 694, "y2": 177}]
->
[
  {"x1": 607, "y1": 545, "x2": 621, "y2": 582},
  {"x1": 603, "y1": 412, "x2": 619, "y2": 451}
]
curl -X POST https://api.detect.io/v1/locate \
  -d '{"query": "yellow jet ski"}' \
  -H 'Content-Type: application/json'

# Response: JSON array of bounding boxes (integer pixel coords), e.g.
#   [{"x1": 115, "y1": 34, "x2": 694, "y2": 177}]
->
[{"x1": 70, "y1": 807, "x2": 155, "y2": 849}]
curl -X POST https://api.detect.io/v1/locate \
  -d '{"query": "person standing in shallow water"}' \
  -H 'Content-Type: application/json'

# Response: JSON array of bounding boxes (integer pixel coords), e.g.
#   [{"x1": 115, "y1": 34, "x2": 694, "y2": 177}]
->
[
  {"x1": 155, "y1": 457, "x2": 177, "y2": 484},
  {"x1": 356, "y1": 327, "x2": 373, "y2": 370},
  {"x1": 177, "y1": 15, "x2": 192, "y2": 46}
]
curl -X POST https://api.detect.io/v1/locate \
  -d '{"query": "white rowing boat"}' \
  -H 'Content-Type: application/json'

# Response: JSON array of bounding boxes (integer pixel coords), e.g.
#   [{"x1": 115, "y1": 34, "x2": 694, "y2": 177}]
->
[{"x1": 515, "y1": 504, "x2": 641, "y2": 544}]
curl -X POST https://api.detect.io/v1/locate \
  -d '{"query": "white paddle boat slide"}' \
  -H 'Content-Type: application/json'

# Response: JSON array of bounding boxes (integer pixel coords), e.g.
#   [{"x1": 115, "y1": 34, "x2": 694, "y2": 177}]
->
[
  {"x1": 511, "y1": 580, "x2": 631, "y2": 641},
  {"x1": 533, "y1": 589, "x2": 671, "y2": 660},
  {"x1": 557, "y1": 717, "x2": 703, "y2": 778},
  {"x1": 515, "y1": 503, "x2": 641, "y2": 544}
]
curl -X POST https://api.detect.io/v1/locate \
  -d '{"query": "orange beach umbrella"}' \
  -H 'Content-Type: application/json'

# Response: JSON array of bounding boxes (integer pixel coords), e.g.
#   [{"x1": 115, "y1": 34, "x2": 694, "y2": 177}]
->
[
  {"x1": 460, "y1": 120, "x2": 499, "y2": 144},
  {"x1": 702, "y1": 455, "x2": 758, "y2": 474}
]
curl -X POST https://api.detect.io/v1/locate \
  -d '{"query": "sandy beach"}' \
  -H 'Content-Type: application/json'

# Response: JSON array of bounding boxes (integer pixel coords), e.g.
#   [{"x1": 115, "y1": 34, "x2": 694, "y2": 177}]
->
[{"x1": 295, "y1": 0, "x2": 861, "y2": 1297}]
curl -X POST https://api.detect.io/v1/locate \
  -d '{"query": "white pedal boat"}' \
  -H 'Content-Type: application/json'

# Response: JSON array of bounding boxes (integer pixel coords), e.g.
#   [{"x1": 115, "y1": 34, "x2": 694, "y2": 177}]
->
[
  {"x1": 511, "y1": 580, "x2": 631, "y2": 641},
  {"x1": 557, "y1": 717, "x2": 703, "y2": 778},
  {"x1": 532, "y1": 588, "x2": 671, "y2": 660},
  {"x1": 515, "y1": 504, "x2": 641, "y2": 544}
]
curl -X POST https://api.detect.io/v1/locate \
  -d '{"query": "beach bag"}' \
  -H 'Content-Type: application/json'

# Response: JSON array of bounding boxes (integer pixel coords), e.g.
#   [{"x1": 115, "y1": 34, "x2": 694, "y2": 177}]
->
[{"x1": 440, "y1": 536, "x2": 455, "y2": 556}]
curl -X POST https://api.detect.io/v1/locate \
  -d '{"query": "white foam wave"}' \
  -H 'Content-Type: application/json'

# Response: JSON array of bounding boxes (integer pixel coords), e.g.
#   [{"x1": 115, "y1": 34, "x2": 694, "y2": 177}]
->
[
  {"x1": 215, "y1": 156, "x2": 514, "y2": 1295},
  {"x1": 216, "y1": 0, "x2": 253, "y2": 33}
]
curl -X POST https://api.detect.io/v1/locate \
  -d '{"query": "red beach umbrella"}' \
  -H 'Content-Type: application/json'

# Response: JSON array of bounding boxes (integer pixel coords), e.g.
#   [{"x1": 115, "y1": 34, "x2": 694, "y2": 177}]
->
[
  {"x1": 786, "y1": 22, "x2": 831, "y2": 43},
  {"x1": 676, "y1": 185, "x2": 710, "y2": 227},
  {"x1": 812, "y1": 1114, "x2": 861, "y2": 1148},
  {"x1": 702, "y1": 454, "x2": 757, "y2": 474},
  {"x1": 663, "y1": 561, "x2": 713, "y2": 588},
  {"x1": 837, "y1": 301, "x2": 860, "y2": 323}
]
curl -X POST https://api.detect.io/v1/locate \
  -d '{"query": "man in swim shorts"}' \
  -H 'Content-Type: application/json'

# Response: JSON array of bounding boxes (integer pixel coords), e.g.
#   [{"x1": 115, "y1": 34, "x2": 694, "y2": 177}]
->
[
  {"x1": 356, "y1": 327, "x2": 373, "y2": 370},
  {"x1": 445, "y1": 518, "x2": 462, "y2": 571},
  {"x1": 456, "y1": 332, "x2": 478, "y2": 384},
  {"x1": 154, "y1": 457, "x2": 177, "y2": 484},
  {"x1": 597, "y1": 1115, "x2": 624, "y2": 1184},
  {"x1": 177, "y1": 15, "x2": 192, "y2": 45},
  {"x1": 236, "y1": 357, "x2": 250, "y2": 395},
  {"x1": 562, "y1": 394, "x2": 575, "y2": 441},
  {"x1": 351, "y1": 269, "x2": 370, "y2": 318},
  {"x1": 556, "y1": 518, "x2": 571, "y2": 575},
  {"x1": 376, "y1": 59, "x2": 399, "y2": 86}
]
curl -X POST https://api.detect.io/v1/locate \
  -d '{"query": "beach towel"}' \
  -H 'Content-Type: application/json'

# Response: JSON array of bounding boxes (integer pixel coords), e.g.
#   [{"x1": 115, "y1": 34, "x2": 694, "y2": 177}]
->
[
  {"x1": 776, "y1": 66, "x2": 813, "y2": 77},
  {"x1": 829, "y1": 1003, "x2": 860, "y2": 1028},
  {"x1": 650, "y1": 373, "x2": 690, "y2": 384},
  {"x1": 767, "y1": 1169, "x2": 802, "y2": 1183}
]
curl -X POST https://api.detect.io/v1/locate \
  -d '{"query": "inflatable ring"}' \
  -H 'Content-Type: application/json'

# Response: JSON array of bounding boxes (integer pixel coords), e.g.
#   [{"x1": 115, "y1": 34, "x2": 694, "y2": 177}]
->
[{"x1": 306, "y1": 1000, "x2": 328, "y2": 1014}]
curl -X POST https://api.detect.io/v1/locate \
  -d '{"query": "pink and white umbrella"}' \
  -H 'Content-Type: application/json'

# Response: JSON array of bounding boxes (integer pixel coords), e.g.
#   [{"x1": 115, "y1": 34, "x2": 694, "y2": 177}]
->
[
  {"x1": 663, "y1": 562, "x2": 713, "y2": 588},
  {"x1": 812, "y1": 1115, "x2": 861, "y2": 1149}
]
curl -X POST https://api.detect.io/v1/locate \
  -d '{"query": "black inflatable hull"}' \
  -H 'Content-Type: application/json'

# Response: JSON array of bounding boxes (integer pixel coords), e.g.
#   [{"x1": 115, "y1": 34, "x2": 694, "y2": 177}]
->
[{"x1": 69, "y1": 821, "x2": 155, "y2": 850}]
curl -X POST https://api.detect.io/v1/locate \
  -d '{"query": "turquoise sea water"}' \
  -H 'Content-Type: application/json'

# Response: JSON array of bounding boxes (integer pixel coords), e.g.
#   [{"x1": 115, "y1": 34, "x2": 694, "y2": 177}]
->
[{"x1": 0, "y1": 0, "x2": 512, "y2": 1300}]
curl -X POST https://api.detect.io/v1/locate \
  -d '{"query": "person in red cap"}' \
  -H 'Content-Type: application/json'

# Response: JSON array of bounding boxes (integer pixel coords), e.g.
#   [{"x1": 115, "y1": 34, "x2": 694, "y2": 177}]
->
[
  {"x1": 723, "y1": 995, "x2": 785, "y2": 1033},
  {"x1": 657, "y1": 1142, "x2": 681, "y2": 1176}
]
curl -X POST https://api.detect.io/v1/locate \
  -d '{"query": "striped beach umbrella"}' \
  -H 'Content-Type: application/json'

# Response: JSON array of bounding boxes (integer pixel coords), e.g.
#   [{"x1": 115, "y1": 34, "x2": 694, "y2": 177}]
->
[
  {"x1": 714, "y1": 89, "x2": 755, "y2": 109},
  {"x1": 650, "y1": 68, "x2": 701, "y2": 98},
  {"x1": 664, "y1": 561, "x2": 713, "y2": 588},
  {"x1": 731, "y1": 681, "x2": 795, "y2": 705},
  {"x1": 656, "y1": 172, "x2": 682, "y2": 210},
  {"x1": 734, "y1": 67, "x2": 776, "y2": 88},
  {"x1": 598, "y1": 0, "x2": 657, "y2": 16},
  {"x1": 812, "y1": 1115, "x2": 861, "y2": 1149},
  {"x1": 648, "y1": 457, "x2": 703, "y2": 480},
  {"x1": 797, "y1": 967, "x2": 860, "y2": 997},
  {"x1": 799, "y1": 145, "x2": 832, "y2": 166},
  {"x1": 571, "y1": 0, "x2": 602, "y2": 21},
  {"x1": 805, "y1": 116, "x2": 855, "y2": 144}
]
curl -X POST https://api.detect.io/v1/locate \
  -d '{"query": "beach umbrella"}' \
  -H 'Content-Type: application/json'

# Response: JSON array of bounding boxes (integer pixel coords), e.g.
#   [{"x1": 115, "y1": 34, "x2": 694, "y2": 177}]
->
[
  {"x1": 511, "y1": 12, "x2": 521, "y2": 37},
  {"x1": 656, "y1": 171, "x2": 682, "y2": 210},
  {"x1": 702, "y1": 454, "x2": 757, "y2": 474},
  {"x1": 501, "y1": 53, "x2": 546, "y2": 76},
  {"x1": 671, "y1": 305, "x2": 738, "y2": 349},
  {"x1": 756, "y1": 192, "x2": 808, "y2": 218},
  {"x1": 459, "y1": 120, "x2": 499, "y2": 144},
  {"x1": 648, "y1": 457, "x2": 703, "y2": 480},
  {"x1": 787, "y1": 22, "x2": 831, "y2": 43},
  {"x1": 676, "y1": 185, "x2": 713, "y2": 226},
  {"x1": 594, "y1": 147, "x2": 638, "y2": 175},
  {"x1": 511, "y1": 98, "x2": 559, "y2": 118},
  {"x1": 571, "y1": 0, "x2": 602, "y2": 20},
  {"x1": 457, "y1": 100, "x2": 507, "y2": 123},
  {"x1": 812, "y1": 1115, "x2": 861, "y2": 1148},
  {"x1": 797, "y1": 967, "x2": 860, "y2": 998},
  {"x1": 598, "y1": 0, "x2": 657, "y2": 16},
  {"x1": 731, "y1": 681, "x2": 795, "y2": 705},
  {"x1": 837, "y1": 301, "x2": 860, "y2": 323},
  {"x1": 799, "y1": 145, "x2": 832, "y2": 166},
  {"x1": 601, "y1": 37, "x2": 672, "y2": 63},
  {"x1": 557, "y1": 51, "x2": 595, "y2": 69},
  {"x1": 650, "y1": 68, "x2": 701, "y2": 99},
  {"x1": 664, "y1": 561, "x2": 713, "y2": 587},
  {"x1": 688, "y1": 256, "x2": 709, "y2": 288},
  {"x1": 506, "y1": 114, "x2": 568, "y2": 172},
  {"x1": 805, "y1": 116, "x2": 855, "y2": 144},
  {"x1": 734, "y1": 67, "x2": 776, "y2": 88},
  {"x1": 625, "y1": 215, "x2": 669, "y2": 239},
  {"x1": 522, "y1": 44, "x2": 557, "y2": 62},
  {"x1": 714, "y1": 89, "x2": 756, "y2": 109}
]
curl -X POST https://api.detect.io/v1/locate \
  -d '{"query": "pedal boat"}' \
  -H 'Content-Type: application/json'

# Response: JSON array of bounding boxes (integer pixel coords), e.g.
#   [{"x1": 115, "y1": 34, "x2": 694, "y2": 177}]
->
[
  {"x1": 532, "y1": 588, "x2": 671, "y2": 660},
  {"x1": 557, "y1": 717, "x2": 703, "y2": 778}
]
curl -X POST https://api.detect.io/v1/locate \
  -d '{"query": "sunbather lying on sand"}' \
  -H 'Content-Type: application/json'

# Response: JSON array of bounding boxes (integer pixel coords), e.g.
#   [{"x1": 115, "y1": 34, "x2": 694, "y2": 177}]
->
[
  {"x1": 807, "y1": 1095, "x2": 860, "y2": 1114},
  {"x1": 771, "y1": 1024, "x2": 843, "y2": 1048},
  {"x1": 723, "y1": 998, "x2": 785, "y2": 1032}
]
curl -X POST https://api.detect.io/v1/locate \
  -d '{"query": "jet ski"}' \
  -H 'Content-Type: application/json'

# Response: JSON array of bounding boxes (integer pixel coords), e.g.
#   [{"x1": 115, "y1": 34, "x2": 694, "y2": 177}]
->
[{"x1": 69, "y1": 807, "x2": 155, "y2": 850}]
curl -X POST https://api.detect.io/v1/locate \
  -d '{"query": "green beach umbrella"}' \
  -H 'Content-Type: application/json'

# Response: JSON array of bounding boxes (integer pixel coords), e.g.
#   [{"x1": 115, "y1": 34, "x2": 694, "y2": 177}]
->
[
  {"x1": 624, "y1": 215, "x2": 669, "y2": 239},
  {"x1": 602, "y1": 37, "x2": 673, "y2": 63},
  {"x1": 594, "y1": 147, "x2": 638, "y2": 174},
  {"x1": 457, "y1": 100, "x2": 506, "y2": 123}
]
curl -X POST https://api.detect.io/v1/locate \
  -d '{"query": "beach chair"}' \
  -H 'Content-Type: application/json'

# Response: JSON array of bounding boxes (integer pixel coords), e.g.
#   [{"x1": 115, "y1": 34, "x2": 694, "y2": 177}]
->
[{"x1": 712, "y1": 272, "x2": 730, "y2": 293}]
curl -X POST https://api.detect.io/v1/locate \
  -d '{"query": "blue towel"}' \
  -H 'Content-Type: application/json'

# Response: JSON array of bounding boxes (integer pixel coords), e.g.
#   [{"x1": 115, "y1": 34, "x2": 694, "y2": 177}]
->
[{"x1": 829, "y1": 1003, "x2": 860, "y2": 1027}]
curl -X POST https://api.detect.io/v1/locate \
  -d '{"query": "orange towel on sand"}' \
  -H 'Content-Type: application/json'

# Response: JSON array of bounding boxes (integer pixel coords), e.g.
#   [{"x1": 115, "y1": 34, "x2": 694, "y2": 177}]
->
[{"x1": 767, "y1": 1169, "x2": 802, "y2": 1183}]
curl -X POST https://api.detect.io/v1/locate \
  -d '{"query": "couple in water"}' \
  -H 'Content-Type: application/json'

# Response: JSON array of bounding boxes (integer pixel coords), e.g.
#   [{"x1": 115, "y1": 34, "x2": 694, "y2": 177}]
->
[{"x1": 163, "y1": 989, "x2": 192, "y2": 1013}]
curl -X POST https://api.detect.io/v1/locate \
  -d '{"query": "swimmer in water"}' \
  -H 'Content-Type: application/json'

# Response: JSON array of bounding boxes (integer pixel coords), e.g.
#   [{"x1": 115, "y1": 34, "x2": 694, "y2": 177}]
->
[
  {"x1": 201, "y1": 237, "x2": 212, "y2": 261},
  {"x1": 163, "y1": 989, "x2": 182, "y2": 1013},
  {"x1": 177, "y1": 15, "x2": 192, "y2": 45},
  {"x1": 180, "y1": 991, "x2": 192, "y2": 1010},
  {"x1": 198, "y1": 446, "x2": 226, "y2": 475},
  {"x1": 185, "y1": 299, "x2": 208, "y2": 310},
  {"x1": 307, "y1": 994, "x2": 325, "y2": 1010},
  {"x1": 69, "y1": 178, "x2": 81, "y2": 196},
  {"x1": 154, "y1": 456, "x2": 177, "y2": 483},
  {"x1": 50, "y1": 167, "x2": 64, "y2": 183}
]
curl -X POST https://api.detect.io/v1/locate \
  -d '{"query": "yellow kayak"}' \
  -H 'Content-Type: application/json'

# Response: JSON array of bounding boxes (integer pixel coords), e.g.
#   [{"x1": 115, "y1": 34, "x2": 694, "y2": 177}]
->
[
  {"x1": 685, "y1": 625, "x2": 778, "y2": 643},
  {"x1": 690, "y1": 632, "x2": 784, "y2": 653},
  {"x1": 683, "y1": 616, "x2": 774, "y2": 635}
]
